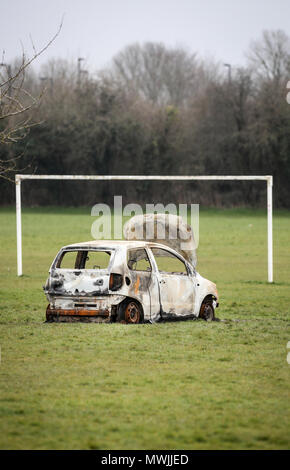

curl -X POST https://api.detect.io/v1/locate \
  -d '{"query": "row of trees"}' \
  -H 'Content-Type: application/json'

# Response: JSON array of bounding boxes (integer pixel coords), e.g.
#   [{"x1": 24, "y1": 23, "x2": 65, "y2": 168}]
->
[{"x1": 1, "y1": 30, "x2": 290, "y2": 207}]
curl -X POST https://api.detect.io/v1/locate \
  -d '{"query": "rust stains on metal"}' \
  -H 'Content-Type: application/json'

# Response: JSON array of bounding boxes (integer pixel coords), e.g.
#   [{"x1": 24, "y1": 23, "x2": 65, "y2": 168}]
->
[
  {"x1": 46, "y1": 304, "x2": 109, "y2": 320},
  {"x1": 134, "y1": 276, "x2": 140, "y2": 295},
  {"x1": 124, "y1": 301, "x2": 141, "y2": 324}
]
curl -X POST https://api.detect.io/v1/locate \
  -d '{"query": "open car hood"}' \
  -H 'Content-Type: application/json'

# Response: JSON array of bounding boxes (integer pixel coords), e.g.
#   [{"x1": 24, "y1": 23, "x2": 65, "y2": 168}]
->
[{"x1": 123, "y1": 213, "x2": 197, "y2": 268}]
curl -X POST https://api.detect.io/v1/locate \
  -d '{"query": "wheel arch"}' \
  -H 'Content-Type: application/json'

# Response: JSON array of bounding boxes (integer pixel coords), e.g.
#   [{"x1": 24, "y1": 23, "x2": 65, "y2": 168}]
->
[{"x1": 201, "y1": 293, "x2": 217, "y2": 304}]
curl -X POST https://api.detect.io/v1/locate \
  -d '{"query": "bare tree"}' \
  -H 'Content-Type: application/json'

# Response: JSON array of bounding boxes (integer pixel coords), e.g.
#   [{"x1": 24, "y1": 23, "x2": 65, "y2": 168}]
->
[
  {"x1": 109, "y1": 42, "x2": 200, "y2": 107},
  {"x1": 0, "y1": 21, "x2": 62, "y2": 180},
  {"x1": 247, "y1": 30, "x2": 290, "y2": 82}
]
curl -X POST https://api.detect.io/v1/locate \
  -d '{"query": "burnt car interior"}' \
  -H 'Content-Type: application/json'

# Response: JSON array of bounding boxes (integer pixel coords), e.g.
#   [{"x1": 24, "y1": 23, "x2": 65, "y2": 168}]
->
[{"x1": 127, "y1": 248, "x2": 152, "y2": 272}]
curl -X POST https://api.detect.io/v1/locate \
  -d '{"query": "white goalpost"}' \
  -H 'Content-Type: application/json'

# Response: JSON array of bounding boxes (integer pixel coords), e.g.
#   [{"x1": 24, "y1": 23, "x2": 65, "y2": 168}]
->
[{"x1": 15, "y1": 174, "x2": 273, "y2": 282}]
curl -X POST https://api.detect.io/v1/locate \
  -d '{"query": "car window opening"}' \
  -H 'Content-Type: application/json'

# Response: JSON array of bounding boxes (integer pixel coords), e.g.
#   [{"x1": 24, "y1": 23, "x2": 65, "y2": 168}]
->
[
  {"x1": 57, "y1": 250, "x2": 111, "y2": 270},
  {"x1": 151, "y1": 248, "x2": 187, "y2": 275},
  {"x1": 127, "y1": 248, "x2": 152, "y2": 272}
]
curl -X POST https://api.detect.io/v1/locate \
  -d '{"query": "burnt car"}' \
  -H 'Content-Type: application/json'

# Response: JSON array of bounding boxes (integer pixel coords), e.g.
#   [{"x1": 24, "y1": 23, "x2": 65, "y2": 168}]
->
[{"x1": 44, "y1": 240, "x2": 218, "y2": 323}]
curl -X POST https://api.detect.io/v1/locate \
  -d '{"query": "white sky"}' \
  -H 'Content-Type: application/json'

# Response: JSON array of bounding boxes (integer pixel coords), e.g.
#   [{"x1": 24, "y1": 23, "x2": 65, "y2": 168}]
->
[{"x1": 1, "y1": 0, "x2": 290, "y2": 74}]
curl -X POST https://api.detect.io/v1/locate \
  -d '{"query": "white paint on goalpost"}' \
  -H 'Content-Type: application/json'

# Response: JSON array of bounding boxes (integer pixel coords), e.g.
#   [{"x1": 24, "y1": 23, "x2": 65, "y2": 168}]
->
[
  {"x1": 267, "y1": 176, "x2": 273, "y2": 283},
  {"x1": 15, "y1": 174, "x2": 273, "y2": 282},
  {"x1": 16, "y1": 177, "x2": 22, "y2": 278}
]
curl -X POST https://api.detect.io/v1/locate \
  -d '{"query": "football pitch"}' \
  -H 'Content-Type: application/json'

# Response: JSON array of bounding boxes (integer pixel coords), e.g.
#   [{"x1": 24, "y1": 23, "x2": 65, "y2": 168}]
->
[{"x1": 0, "y1": 207, "x2": 289, "y2": 449}]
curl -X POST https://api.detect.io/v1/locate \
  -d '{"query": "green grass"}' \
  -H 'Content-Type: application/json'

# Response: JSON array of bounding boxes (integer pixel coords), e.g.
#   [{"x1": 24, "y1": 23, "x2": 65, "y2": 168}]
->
[{"x1": 0, "y1": 206, "x2": 289, "y2": 449}]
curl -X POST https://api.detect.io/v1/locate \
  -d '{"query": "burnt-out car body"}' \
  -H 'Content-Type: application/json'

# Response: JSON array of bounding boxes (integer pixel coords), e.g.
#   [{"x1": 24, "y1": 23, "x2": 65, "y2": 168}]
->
[{"x1": 44, "y1": 240, "x2": 218, "y2": 323}]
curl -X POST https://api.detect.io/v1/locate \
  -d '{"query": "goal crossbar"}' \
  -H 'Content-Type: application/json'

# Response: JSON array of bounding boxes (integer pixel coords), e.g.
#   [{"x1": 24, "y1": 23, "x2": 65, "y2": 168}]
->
[{"x1": 15, "y1": 174, "x2": 273, "y2": 282}]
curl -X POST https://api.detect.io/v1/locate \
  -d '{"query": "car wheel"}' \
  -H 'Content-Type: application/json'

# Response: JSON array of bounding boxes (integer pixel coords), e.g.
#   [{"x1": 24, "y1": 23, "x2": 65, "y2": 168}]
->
[
  {"x1": 118, "y1": 300, "x2": 142, "y2": 324},
  {"x1": 46, "y1": 304, "x2": 53, "y2": 322},
  {"x1": 199, "y1": 301, "x2": 215, "y2": 321}
]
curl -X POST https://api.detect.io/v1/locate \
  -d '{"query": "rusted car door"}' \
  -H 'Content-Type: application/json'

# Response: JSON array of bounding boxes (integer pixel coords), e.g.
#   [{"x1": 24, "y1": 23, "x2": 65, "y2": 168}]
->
[
  {"x1": 150, "y1": 247, "x2": 195, "y2": 318},
  {"x1": 127, "y1": 248, "x2": 160, "y2": 321}
]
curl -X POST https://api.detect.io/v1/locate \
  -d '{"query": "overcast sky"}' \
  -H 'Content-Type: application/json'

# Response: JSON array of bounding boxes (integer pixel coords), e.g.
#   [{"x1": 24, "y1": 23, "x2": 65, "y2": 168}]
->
[{"x1": 1, "y1": 0, "x2": 290, "y2": 74}]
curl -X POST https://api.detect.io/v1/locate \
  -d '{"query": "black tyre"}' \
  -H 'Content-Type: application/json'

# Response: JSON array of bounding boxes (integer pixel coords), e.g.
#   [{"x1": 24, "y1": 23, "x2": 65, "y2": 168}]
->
[{"x1": 199, "y1": 301, "x2": 215, "y2": 321}]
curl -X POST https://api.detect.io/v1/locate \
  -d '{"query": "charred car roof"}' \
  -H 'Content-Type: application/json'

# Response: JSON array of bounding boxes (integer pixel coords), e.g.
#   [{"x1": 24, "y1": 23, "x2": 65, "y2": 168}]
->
[{"x1": 60, "y1": 240, "x2": 184, "y2": 252}]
